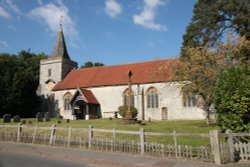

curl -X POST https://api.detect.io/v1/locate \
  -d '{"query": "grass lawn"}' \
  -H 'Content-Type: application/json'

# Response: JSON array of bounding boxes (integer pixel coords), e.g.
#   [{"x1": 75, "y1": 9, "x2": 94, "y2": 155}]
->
[
  {"x1": 0, "y1": 118, "x2": 219, "y2": 146},
  {"x1": 0, "y1": 118, "x2": 218, "y2": 132}
]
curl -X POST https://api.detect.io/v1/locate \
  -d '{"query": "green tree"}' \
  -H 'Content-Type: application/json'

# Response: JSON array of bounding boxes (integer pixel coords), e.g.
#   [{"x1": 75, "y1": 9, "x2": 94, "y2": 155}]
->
[
  {"x1": 94, "y1": 62, "x2": 105, "y2": 67},
  {"x1": 181, "y1": 0, "x2": 250, "y2": 58},
  {"x1": 215, "y1": 67, "x2": 250, "y2": 132},
  {"x1": 0, "y1": 54, "x2": 18, "y2": 116},
  {"x1": 0, "y1": 51, "x2": 47, "y2": 117},
  {"x1": 80, "y1": 61, "x2": 105, "y2": 68}
]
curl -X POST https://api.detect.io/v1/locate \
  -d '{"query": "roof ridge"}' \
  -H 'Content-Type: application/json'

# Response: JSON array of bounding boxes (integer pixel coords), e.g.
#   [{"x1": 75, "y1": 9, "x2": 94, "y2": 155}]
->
[
  {"x1": 52, "y1": 58, "x2": 179, "y2": 91},
  {"x1": 75, "y1": 58, "x2": 178, "y2": 71}
]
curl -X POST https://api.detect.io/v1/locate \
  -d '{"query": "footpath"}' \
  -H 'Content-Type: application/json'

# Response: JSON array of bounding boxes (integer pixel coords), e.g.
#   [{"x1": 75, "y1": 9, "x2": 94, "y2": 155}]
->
[{"x1": 0, "y1": 142, "x2": 249, "y2": 167}]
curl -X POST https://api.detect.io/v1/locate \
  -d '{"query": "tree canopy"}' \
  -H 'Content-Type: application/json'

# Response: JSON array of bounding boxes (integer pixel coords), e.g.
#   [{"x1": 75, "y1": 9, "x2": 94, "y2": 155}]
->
[
  {"x1": 80, "y1": 61, "x2": 105, "y2": 68},
  {"x1": 181, "y1": 0, "x2": 250, "y2": 57},
  {"x1": 0, "y1": 51, "x2": 47, "y2": 117}
]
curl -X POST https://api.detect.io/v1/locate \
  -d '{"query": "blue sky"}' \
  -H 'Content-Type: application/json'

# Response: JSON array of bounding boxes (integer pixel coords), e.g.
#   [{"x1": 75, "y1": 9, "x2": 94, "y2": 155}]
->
[{"x1": 0, "y1": 0, "x2": 197, "y2": 66}]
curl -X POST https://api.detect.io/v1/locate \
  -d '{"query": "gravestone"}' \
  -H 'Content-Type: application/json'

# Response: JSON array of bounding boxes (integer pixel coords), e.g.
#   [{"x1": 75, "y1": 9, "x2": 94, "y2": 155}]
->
[
  {"x1": 3, "y1": 114, "x2": 11, "y2": 123},
  {"x1": 21, "y1": 120, "x2": 27, "y2": 124},
  {"x1": 44, "y1": 112, "x2": 51, "y2": 122},
  {"x1": 13, "y1": 115, "x2": 21, "y2": 123},
  {"x1": 36, "y1": 112, "x2": 43, "y2": 122}
]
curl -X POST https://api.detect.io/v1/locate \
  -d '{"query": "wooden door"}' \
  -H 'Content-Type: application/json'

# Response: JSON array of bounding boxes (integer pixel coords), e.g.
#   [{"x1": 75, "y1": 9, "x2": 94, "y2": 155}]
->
[{"x1": 162, "y1": 107, "x2": 168, "y2": 120}]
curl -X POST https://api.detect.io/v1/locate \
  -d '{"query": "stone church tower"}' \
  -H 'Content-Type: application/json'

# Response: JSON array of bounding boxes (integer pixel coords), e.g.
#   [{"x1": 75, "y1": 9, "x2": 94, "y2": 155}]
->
[{"x1": 37, "y1": 29, "x2": 77, "y2": 115}]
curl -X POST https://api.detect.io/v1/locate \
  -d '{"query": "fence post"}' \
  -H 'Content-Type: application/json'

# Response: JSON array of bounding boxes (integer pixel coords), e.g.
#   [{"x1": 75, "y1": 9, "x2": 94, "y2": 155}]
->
[
  {"x1": 113, "y1": 128, "x2": 116, "y2": 140},
  {"x1": 17, "y1": 123, "x2": 22, "y2": 142},
  {"x1": 32, "y1": 125, "x2": 37, "y2": 144},
  {"x1": 88, "y1": 125, "x2": 93, "y2": 149},
  {"x1": 226, "y1": 129, "x2": 235, "y2": 162},
  {"x1": 173, "y1": 130, "x2": 177, "y2": 157},
  {"x1": 67, "y1": 126, "x2": 72, "y2": 147},
  {"x1": 49, "y1": 124, "x2": 56, "y2": 145},
  {"x1": 210, "y1": 130, "x2": 221, "y2": 165},
  {"x1": 140, "y1": 128, "x2": 145, "y2": 155}
]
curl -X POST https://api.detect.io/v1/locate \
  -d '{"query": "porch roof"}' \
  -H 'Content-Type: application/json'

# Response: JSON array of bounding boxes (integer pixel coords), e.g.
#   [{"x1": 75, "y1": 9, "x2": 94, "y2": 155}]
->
[
  {"x1": 70, "y1": 88, "x2": 99, "y2": 105},
  {"x1": 79, "y1": 88, "x2": 99, "y2": 105}
]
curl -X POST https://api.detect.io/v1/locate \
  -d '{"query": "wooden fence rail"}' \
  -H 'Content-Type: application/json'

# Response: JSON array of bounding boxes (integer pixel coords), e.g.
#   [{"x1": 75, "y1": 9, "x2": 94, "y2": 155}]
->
[{"x1": 0, "y1": 124, "x2": 249, "y2": 164}]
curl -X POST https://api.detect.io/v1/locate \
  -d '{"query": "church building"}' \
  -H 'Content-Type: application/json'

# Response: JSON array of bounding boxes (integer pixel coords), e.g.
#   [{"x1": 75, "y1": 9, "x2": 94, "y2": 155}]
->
[{"x1": 37, "y1": 29, "x2": 206, "y2": 121}]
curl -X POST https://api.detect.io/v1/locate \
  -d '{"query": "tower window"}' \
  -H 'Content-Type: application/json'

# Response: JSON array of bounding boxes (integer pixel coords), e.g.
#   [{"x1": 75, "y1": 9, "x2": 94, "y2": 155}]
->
[{"x1": 48, "y1": 69, "x2": 51, "y2": 77}]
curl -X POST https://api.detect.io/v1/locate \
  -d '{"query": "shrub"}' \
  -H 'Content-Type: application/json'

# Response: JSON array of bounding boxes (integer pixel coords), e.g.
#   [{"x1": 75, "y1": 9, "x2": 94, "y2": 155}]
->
[
  {"x1": 215, "y1": 67, "x2": 250, "y2": 132},
  {"x1": 118, "y1": 105, "x2": 138, "y2": 118}
]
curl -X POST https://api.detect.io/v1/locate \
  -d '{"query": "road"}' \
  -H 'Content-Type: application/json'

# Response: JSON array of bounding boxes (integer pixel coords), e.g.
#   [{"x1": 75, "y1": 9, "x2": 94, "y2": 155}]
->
[
  {"x1": 0, "y1": 142, "x2": 249, "y2": 167},
  {"x1": 0, "y1": 151, "x2": 97, "y2": 167}
]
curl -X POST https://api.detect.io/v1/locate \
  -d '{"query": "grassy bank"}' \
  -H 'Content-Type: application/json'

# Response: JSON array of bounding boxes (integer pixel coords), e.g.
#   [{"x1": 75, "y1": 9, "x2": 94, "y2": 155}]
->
[{"x1": 0, "y1": 118, "x2": 219, "y2": 146}]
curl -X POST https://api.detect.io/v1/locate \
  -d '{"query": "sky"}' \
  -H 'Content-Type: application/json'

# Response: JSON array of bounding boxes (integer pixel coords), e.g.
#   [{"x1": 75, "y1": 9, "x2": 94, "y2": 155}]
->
[{"x1": 0, "y1": 0, "x2": 197, "y2": 66}]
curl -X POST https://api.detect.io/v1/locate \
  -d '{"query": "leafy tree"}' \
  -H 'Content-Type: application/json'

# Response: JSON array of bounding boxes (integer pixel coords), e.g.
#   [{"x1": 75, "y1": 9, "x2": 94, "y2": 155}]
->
[
  {"x1": 0, "y1": 51, "x2": 47, "y2": 117},
  {"x1": 181, "y1": 0, "x2": 250, "y2": 58},
  {"x1": 174, "y1": 36, "x2": 250, "y2": 125},
  {"x1": 81, "y1": 61, "x2": 93, "y2": 68},
  {"x1": 80, "y1": 61, "x2": 105, "y2": 68},
  {"x1": 0, "y1": 54, "x2": 18, "y2": 116},
  {"x1": 94, "y1": 62, "x2": 105, "y2": 67},
  {"x1": 215, "y1": 67, "x2": 250, "y2": 132}
]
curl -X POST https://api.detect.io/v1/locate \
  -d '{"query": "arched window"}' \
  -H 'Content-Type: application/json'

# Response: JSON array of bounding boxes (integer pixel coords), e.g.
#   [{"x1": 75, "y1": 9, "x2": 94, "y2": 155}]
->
[
  {"x1": 183, "y1": 95, "x2": 196, "y2": 107},
  {"x1": 123, "y1": 88, "x2": 135, "y2": 106},
  {"x1": 146, "y1": 87, "x2": 159, "y2": 108},
  {"x1": 63, "y1": 92, "x2": 72, "y2": 110},
  {"x1": 183, "y1": 93, "x2": 203, "y2": 107}
]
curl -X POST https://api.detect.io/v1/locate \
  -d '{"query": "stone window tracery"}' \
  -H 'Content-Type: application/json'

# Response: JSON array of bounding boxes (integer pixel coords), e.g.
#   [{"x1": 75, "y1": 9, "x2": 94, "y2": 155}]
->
[
  {"x1": 123, "y1": 88, "x2": 135, "y2": 106},
  {"x1": 63, "y1": 92, "x2": 72, "y2": 110},
  {"x1": 146, "y1": 87, "x2": 159, "y2": 108}
]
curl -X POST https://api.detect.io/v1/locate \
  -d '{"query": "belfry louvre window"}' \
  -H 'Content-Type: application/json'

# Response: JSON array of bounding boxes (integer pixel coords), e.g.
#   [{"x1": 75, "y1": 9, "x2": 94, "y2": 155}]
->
[
  {"x1": 146, "y1": 87, "x2": 159, "y2": 108},
  {"x1": 123, "y1": 88, "x2": 135, "y2": 106},
  {"x1": 63, "y1": 92, "x2": 72, "y2": 110}
]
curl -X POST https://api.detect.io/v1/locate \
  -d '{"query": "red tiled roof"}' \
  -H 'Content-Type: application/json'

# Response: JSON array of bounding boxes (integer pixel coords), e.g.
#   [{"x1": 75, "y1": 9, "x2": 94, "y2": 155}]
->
[
  {"x1": 53, "y1": 59, "x2": 179, "y2": 91},
  {"x1": 79, "y1": 88, "x2": 99, "y2": 104}
]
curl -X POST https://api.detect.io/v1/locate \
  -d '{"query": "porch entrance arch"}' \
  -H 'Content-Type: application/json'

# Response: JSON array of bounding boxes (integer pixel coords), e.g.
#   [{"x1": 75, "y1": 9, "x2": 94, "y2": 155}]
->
[{"x1": 73, "y1": 99, "x2": 86, "y2": 119}]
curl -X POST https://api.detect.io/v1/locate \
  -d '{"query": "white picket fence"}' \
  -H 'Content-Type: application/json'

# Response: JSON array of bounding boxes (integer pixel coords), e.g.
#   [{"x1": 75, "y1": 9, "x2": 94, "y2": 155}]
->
[
  {"x1": 0, "y1": 124, "x2": 249, "y2": 164},
  {"x1": 235, "y1": 142, "x2": 250, "y2": 160}
]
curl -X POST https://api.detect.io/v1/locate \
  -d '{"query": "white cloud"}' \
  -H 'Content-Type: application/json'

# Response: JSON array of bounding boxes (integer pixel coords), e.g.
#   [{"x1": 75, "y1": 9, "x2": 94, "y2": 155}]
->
[
  {"x1": 0, "y1": 40, "x2": 10, "y2": 48},
  {"x1": 6, "y1": 24, "x2": 17, "y2": 31},
  {"x1": 133, "y1": 0, "x2": 167, "y2": 31},
  {"x1": 29, "y1": 1, "x2": 78, "y2": 40},
  {"x1": 0, "y1": 6, "x2": 11, "y2": 19},
  {"x1": 37, "y1": 0, "x2": 43, "y2": 5},
  {"x1": 105, "y1": 0, "x2": 122, "y2": 18},
  {"x1": 5, "y1": 0, "x2": 22, "y2": 15}
]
